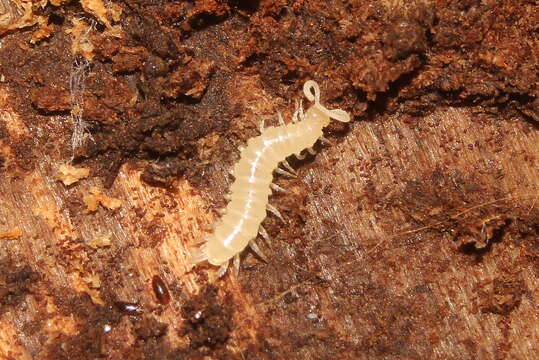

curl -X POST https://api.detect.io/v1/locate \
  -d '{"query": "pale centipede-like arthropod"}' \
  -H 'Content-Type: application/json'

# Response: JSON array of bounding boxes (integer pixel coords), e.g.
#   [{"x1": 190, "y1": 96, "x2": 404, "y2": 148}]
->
[{"x1": 190, "y1": 80, "x2": 350, "y2": 277}]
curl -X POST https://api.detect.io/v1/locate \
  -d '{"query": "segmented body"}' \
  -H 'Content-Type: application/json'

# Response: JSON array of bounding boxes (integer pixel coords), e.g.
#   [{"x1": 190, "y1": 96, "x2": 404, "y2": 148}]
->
[{"x1": 191, "y1": 80, "x2": 350, "y2": 276}]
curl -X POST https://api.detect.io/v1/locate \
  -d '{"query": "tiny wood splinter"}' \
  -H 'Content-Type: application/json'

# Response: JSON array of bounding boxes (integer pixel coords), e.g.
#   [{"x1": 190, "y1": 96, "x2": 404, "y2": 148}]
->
[{"x1": 190, "y1": 80, "x2": 350, "y2": 277}]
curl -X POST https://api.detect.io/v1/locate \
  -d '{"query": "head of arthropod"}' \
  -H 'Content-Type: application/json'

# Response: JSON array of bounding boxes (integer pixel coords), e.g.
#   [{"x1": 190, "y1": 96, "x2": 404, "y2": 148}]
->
[{"x1": 302, "y1": 80, "x2": 351, "y2": 128}]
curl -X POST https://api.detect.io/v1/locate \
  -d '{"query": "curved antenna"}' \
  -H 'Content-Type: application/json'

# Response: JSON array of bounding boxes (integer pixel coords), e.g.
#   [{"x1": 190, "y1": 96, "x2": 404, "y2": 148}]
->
[
  {"x1": 303, "y1": 80, "x2": 320, "y2": 103},
  {"x1": 328, "y1": 109, "x2": 350, "y2": 123},
  {"x1": 303, "y1": 80, "x2": 351, "y2": 123}
]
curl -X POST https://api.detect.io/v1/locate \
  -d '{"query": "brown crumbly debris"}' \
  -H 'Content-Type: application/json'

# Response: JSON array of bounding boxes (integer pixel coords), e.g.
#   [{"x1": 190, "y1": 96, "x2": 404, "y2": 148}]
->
[
  {"x1": 0, "y1": 227, "x2": 22, "y2": 240},
  {"x1": 72, "y1": 271, "x2": 104, "y2": 305},
  {"x1": 0, "y1": 0, "x2": 70, "y2": 40},
  {"x1": 44, "y1": 313, "x2": 78, "y2": 337},
  {"x1": 49, "y1": 0, "x2": 69, "y2": 5},
  {"x1": 107, "y1": 2, "x2": 123, "y2": 22},
  {"x1": 480, "y1": 278, "x2": 526, "y2": 315},
  {"x1": 80, "y1": 0, "x2": 110, "y2": 27},
  {"x1": 80, "y1": 0, "x2": 123, "y2": 29},
  {"x1": 83, "y1": 187, "x2": 122, "y2": 212},
  {"x1": 0, "y1": 0, "x2": 40, "y2": 36},
  {"x1": 30, "y1": 86, "x2": 71, "y2": 113},
  {"x1": 111, "y1": 46, "x2": 148, "y2": 73},
  {"x1": 0, "y1": 261, "x2": 40, "y2": 315},
  {"x1": 162, "y1": 58, "x2": 215, "y2": 100},
  {"x1": 66, "y1": 18, "x2": 96, "y2": 60},
  {"x1": 30, "y1": 16, "x2": 54, "y2": 44},
  {"x1": 180, "y1": 285, "x2": 233, "y2": 350},
  {"x1": 57, "y1": 164, "x2": 90, "y2": 186},
  {"x1": 455, "y1": 215, "x2": 512, "y2": 250}
]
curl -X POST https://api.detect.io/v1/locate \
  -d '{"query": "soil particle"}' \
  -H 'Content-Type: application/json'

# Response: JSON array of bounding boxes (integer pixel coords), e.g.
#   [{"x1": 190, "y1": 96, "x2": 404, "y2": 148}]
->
[
  {"x1": 41, "y1": 292, "x2": 122, "y2": 360},
  {"x1": 0, "y1": 259, "x2": 40, "y2": 315},
  {"x1": 162, "y1": 58, "x2": 215, "y2": 100},
  {"x1": 142, "y1": 54, "x2": 170, "y2": 78},
  {"x1": 30, "y1": 85, "x2": 71, "y2": 113},
  {"x1": 9, "y1": 134, "x2": 37, "y2": 172},
  {"x1": 139, "y1": 217, "x2": 167, "y2": 248},
  {"x1": 456, "y1": 216, "x2": 512, "y2": 256},
  {"x1": 134, "y1": 316, "x2": 168, "y2": 340},
  {"x1": 479, "y1": 278, "x2": 526, "y2": 315},
  {"x1": 111, "y1": 46, "x2": 149, "y2": 74},
  {"x1": 41, "y1": 329, "x2": 106, "y2": 360},
  {"x1": 140, "y1": 157, "x2": 189, "y2": 188},
  {"x1": 180, "y1": 285, "x2": 233, "y2": 351},
  {"x1": 0, "y1": 119, "x2": 7, "y2": 139},
  {"x1": 122, "y1": 10, "x2": 179, "y2": 59},
  {"x1": 382, "y1": 18, "x2": 428, "y2": 61}
]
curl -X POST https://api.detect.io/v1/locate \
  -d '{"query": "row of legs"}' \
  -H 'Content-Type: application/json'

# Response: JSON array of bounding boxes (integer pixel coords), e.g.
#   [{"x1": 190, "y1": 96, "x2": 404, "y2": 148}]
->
[{"x1": 217, "y1": 108, "x2": 331, "y2": 277}]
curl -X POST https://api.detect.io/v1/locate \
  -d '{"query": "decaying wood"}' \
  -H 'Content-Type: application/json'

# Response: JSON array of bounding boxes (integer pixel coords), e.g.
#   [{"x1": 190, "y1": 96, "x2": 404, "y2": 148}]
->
[
  {"x1": 1, "y1": 95, "x2": 538, "y2": 358},
  {"x1": 0, "y1": 1, "x2": 538, "y2": 359}
]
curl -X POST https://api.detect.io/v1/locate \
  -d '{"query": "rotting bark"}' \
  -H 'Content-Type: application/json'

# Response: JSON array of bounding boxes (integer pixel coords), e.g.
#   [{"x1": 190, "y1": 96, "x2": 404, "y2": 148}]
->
[{"x1": 0, "y1": 1, "x2": 538, "y2": 359}]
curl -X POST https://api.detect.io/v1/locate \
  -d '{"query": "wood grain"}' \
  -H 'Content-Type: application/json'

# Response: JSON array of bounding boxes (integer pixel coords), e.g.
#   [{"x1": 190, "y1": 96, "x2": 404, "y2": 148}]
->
[{"x1": 1, "y1": 85, "x2": 538, "y2": 359}]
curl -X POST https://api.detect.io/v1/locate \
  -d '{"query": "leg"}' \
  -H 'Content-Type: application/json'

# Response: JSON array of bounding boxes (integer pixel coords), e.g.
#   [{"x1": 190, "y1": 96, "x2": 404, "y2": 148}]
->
[
  {"x1": 307, "y1": 147, "x2": 316, "y2": 156},
  {"x1": 266, "y1": 203, "x2": 285, "y2": 223},
  {"x1": 298, "y1": 99, "x2": 304, "y2": 120},
  {"x1": 295, "y1": 152, "x2": 306, "y2": 160},
  {"x1": 292, "y1": 102, "x2": 300, "y2": 123},
  {"x1": 319, "y1": 135, "x2": 331, "y2": 145},
  {"x1": 249, "y1": 240, "x2": 267, "y2": 262},
  {"x1": 270, "y1": 183, "x2": 286, "y2": 193},
  {"x1": 192, "y1": 236, "x2": 208, "y2": 245},
  {"x1": 292, "y1": 99, "x2": 304, "y2": 123},
  {"x1": 233, "y1": 254, "x2": 241, "y2": 276},
  {"x1": 259, "y1": 118, "x2": 265, "y2": 133},
  {"x1": 280, "y1": 159, "x2": 296, "y2": 174},
  {"x1": 258, "y1": 224, "x2": 270, "y2": 245},
  {"x1": 217, "y1": 260, "x2": 229, "y2": 278},
  {"x1": 275, "y1": 168, "x2": 296, "y2": 178},
  {"x1": 277, "y1": 112, "x2": 285, "y2": 126},
  {"x1": 189, "y1": 244, "x2": 207, "y2": 267}
]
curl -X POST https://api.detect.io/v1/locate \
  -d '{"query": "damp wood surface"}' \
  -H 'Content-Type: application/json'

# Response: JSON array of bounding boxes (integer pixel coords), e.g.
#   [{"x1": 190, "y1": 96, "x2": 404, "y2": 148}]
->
[{"x1": 0, "y1": 1, "x2": 538, "y2": 359}]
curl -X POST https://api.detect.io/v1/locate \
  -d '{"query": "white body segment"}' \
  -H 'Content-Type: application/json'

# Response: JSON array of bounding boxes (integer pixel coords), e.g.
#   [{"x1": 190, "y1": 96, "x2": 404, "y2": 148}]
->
[{"x1": 191, "y1": 80, "x2": 350, "y2": 275}]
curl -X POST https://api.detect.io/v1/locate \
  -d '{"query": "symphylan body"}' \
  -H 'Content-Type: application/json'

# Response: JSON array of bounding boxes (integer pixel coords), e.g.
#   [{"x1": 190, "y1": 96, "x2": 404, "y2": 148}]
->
[{"x1": 190, "y1": 80, "x2": 350, "y2": 277}]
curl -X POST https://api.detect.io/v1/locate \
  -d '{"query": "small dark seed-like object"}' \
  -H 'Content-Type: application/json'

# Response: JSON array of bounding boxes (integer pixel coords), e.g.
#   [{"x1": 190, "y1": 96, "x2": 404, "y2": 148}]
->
[
  {"x1": 114, "y1": 301, "x2": 144, "y2": 315},
  {"x1": 152, "y1": 275, "x2": 171, "y2": 305}
]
